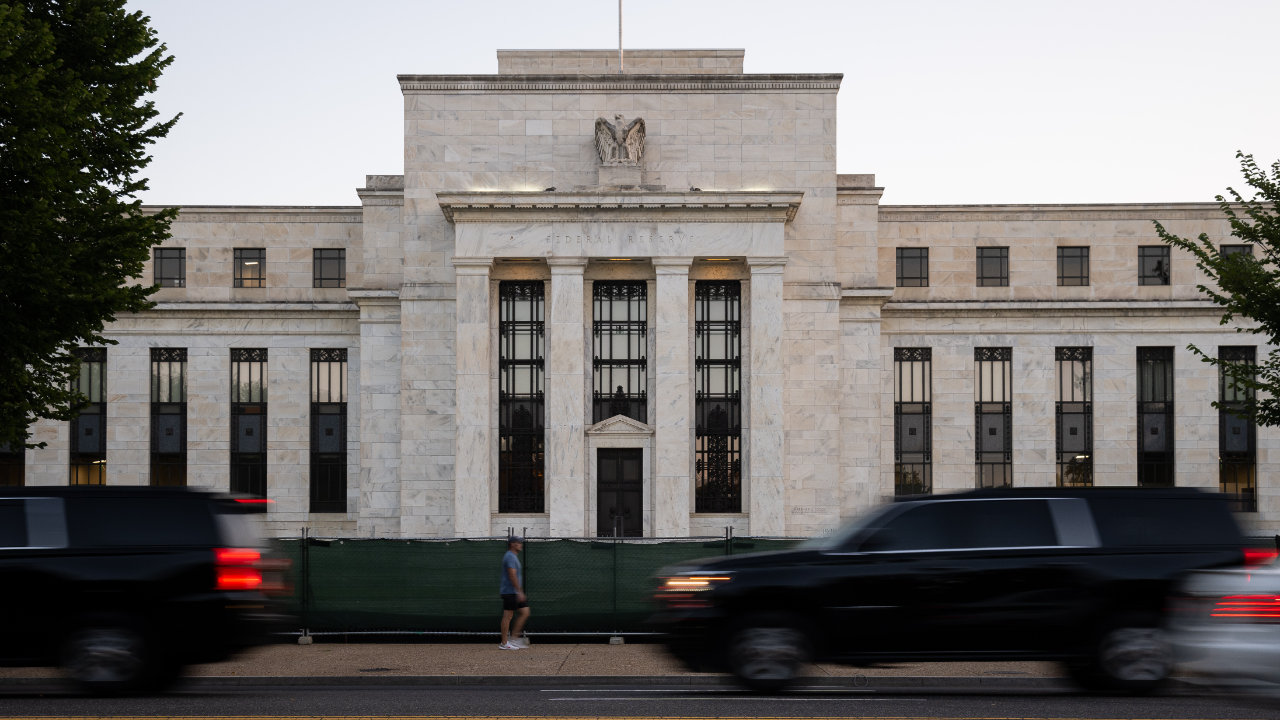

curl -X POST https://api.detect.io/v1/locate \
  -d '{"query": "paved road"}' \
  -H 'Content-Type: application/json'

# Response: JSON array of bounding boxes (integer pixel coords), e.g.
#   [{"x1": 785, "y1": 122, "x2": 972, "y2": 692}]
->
[{"x1": 0, "y1": 683, "x2": 1277, "y2": 719}]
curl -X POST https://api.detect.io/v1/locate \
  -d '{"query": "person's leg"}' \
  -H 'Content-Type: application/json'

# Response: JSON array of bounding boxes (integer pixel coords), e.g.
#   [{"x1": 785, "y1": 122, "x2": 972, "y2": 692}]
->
[
  {"x1": 512, "y1": 606, "x2": 530, "y2": 641},
  {"x1": 500, "y1": 609, "x2": 514, "y2": 645}
]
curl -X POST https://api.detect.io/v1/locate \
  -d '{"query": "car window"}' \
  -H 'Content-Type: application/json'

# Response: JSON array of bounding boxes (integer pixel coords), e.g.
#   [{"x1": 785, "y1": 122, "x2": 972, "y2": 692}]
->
[
  {"x1": 861, "y1": 500, "x2": 1057, "y2": 552},
  {"x1": 66, "y1": 497, "x2": 216, "y2": 547},
  {"x1": 1089, "y1": 498, "x2": 1241, "y2": 547},
  {"x1": 0, "y1": 500, "x2": 26, "y2": 548}
]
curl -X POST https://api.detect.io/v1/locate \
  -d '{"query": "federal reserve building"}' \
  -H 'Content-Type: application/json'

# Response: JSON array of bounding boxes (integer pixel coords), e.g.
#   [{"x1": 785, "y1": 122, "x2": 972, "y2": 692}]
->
[{"x1": 5, "y1": 49, "x2": 1275, "y2": 537}]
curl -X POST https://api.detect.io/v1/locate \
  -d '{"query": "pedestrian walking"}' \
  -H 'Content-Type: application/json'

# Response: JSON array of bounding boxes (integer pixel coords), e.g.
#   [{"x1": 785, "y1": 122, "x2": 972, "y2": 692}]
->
[{"x1": 499, "y1": 535, "x2": 529, "y2": 650}]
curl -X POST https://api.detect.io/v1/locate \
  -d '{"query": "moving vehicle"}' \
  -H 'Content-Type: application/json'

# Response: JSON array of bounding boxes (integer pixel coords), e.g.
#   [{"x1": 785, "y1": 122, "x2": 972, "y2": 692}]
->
[
  {"x1": 652, "y1": 488, "x2": 1250, "y2": 693},
  {"x1": 0, "y1": 487, "x2": 289, "y2": 693}
]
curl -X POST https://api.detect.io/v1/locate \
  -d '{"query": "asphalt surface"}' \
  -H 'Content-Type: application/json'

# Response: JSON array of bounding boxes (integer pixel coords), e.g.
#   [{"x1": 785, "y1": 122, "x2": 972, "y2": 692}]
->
[{"x1": 1, "y1": 682, "x2": 1278, "y2": 719}]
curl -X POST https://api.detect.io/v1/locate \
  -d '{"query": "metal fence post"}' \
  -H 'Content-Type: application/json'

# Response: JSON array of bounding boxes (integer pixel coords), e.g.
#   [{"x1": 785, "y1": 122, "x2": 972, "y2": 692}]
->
[{"x1": 300, "y1": 527, "x2": 310, "y2": 631}]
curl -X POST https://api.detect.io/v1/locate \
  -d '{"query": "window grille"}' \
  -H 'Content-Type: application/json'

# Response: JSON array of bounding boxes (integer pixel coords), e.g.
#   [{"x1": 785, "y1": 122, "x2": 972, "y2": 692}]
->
[
  {"x1": 1056, "y1": 347, "x2": 1093, "y2": 487},
  {"x1": 1139, "y1": 246, "x2": 1171, "y2": 286},
  {"x1": 695, "y1": 281, "x2": 742, "y2": 513},
  {"x1": 975, "y1": 347, "x2": 1012, "y2": 488},
  {"x1": 230, "y1": 348, "x2": 268, "y2": 502},
  {"x1": 234, "y1": 248, "x2": 265, "y2": 288},
  {"x1": 1221, "y1": 244, "x2": 1253, "y2": 258},
  {"x1": 150, "y1": 348, "x2": 187, "y2": 487},
  {"x1": 1057, "y1": 247, "x2": 1090, "y2": 286},
  {"x1": 592, "y1": 281, "x2": 648, "y2": 423},
  {"x1": 154, "y1": 248, "x2": 185, "y2": 288},
  {"x1": 896, "y1": 248, "x2": 929, "y2": 287},
  {"x1": 313, "y1": 249, "x2": 346, "y2": 288},
  {"x1": 310, "y1": 348, "x2": 348, "y2": 513},
  {"x1": 498, "y1": 281, "x2": 545, "y2": 513},
  {"x1": 894, "y1": 348, "x2": 932, "y2": 495},
  {"x1": 0, "y1": 441, "x2": 22, "y2": 486},
  {"x1": 70, "y1": 347, "x2": 107, "y2": 485},
  {"x1": 1137, "y1": 347, "x2": 1175, "y2": 487},
  {"x1": 976, "y1": 247, "x2": 1009, "y2": 287},
  {"x1": 1219, "y1": 346, "x2": 1256, "y2": 511}
]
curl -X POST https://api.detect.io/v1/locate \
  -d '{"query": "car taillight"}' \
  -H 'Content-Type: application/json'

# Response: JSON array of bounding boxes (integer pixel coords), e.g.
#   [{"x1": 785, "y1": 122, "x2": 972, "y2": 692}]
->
[
  {"x1": 215, "y1": 547, "x2": 264, "y2": 591},
  {"x1": 656, "y1": 575, "x2": 732, "y2": 608},
  {"x1": 1243, "y1": 548, "x2": 1278, "y2": 567},
  {"x1": 1210, "y1": 594, "x2": 1280, "y2": 622}
]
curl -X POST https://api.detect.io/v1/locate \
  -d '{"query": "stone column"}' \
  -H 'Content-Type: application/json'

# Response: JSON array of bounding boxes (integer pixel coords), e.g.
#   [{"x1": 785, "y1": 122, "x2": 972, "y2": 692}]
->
[
  {"x1": 747, "y1": 258, "x2": 787, "y2": 536},
  {"x1": 546, "y1": 258, "x2": 588, "y2": 537},
  {"x1": 452, "y1": 258, "x2": 492, "y2": 537},
  {"x1": 350, "y1": 290, "x2": 402, "y2": 537},
  {"x1": 653, "y1": 258, "x2": 693, "y2": 537}
]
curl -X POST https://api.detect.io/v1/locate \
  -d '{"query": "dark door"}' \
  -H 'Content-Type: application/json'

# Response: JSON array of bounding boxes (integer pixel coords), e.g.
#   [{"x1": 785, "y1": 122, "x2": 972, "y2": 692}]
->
[{"x1": 597, "y1": 449, "x2": 642, "y2": 537}]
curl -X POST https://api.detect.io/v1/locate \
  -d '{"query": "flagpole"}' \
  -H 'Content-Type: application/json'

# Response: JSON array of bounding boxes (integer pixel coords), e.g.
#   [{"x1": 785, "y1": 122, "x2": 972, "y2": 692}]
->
[{"x1": 618, "y1": 0, "x2": 624, "y2": 74}]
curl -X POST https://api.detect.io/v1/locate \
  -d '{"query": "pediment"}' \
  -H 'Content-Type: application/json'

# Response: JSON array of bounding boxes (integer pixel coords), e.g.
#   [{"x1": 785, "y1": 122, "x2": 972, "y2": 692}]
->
[{"x1": 587, "y1": 414, "x2": 654, "y2": 436}]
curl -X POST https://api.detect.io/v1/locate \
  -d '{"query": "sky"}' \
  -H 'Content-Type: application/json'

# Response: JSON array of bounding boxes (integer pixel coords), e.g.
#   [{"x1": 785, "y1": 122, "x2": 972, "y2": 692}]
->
[{"x1": 128, "y1": 0, "x2": 1280, "y2": 207}]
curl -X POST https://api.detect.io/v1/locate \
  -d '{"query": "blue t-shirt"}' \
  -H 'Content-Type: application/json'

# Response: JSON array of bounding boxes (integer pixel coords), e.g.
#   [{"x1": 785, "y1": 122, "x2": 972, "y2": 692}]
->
[{"x1": 500, "y1": 550, "x2": 522, "y2": 595}]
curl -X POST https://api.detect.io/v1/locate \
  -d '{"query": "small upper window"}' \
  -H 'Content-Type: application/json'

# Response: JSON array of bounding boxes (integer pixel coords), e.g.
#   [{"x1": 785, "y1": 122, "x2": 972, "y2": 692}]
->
[
  {"x1": 896, "y1": 248, "x2": 928, "y2": 287},
  {"x1": 154, "y1": 248, "x2": 185, "y2": 288},
  {"x1": 976, "y1": 247, "x2": 1009, "y2": 287},
  {"x1": 1139, "y1": 246, "x2": 1170, "y2": 286},
  {"x1": 1221, "y1": 244, "x2": 1253, "y2": 258},
  {"x1": 1057, "y1": 247, "x2": 1089, "y2": 286},
  {"x1": 314, "y1": 249, "x2": 346, "y2": 288},
  {"x1": 234, "y1": 249, "x2": 265, "y2": 288}
]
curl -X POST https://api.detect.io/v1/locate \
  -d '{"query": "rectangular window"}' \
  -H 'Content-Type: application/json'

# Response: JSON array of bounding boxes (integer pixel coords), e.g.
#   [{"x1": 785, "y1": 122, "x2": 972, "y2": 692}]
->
[
  {"x1": 894, "y1": 348, "x2": 932, "y2": 495},
  {"x1": 592, "y1": 281, "x2": 648, "y2": 423},
  {"x1": 498, "y1": 281, "x2": 545, "y2": 513},
  {"x1": 976, "y1": 247, "x2": 1009, "y2": 287},
  {"x1": 313, "y1": 249, "x2": 346, "y2": 288},
  {"x1": 310, "y1": 348, "x2": 348, "y2": 513},
  {"x1": 695, "y1": 281, "x2": 742, "y2": 513},
  {"x1": 150, "y1": 348, "x2": 187, "y2": 487},
  {"x1": 1137, "y1": 347, "x2": 1174, "y2": 487},
  {"x1": 0, "y1": 442, "x2": 23, "y2": 486},
  {"x1": 975, "y1": 347, "x2": 1012, "y2": 488},
  {"x1": 154, "y1": 248, "x2": 185, "y2": 288},
  {"x1": 70, "y1": 348, "x2": 107, "y2": 485},
  {"x1": 230, "y1": 348, "x2": 267, "y2": 501},
  {"x1": 1139, "y1": 246, "x2": 1171, "y2": 286},
  {"x1": 1221, "y1": 244, "x2": 1253, "y2": 257},
  {"x1": 1057, "y1": 247, "x2": 1089, "y2": 286},
  {"x1": 896, "y1": 248, "x2": 929, "y2": 287},
  {"x1": 1219, "y1": 346, "x2": 1256, "y2": 512},
  {"x1": 1056, "y1": 347, "x2": 1093, "y2": 487},
  {"x1": 234, "y1": 248, "x2": 265, "y2": 288}
]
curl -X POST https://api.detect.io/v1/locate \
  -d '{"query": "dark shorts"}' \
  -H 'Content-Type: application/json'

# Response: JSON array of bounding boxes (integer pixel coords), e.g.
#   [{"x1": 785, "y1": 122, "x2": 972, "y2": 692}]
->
[{"x1": 501, "y1": 593, "x2": 528, "y2": 611}]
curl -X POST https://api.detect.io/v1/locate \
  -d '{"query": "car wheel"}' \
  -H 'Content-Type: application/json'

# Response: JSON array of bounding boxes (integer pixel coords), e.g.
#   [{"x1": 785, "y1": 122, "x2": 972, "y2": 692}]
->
[
  {"x1": 62, "y1": 620, "x2": 154, "y2": 694},
  {"x1": 726, "y1": 616, "x2": 809, "y2": 692},
  {"x1": 1069, "y1": 614, "x2": 1171, "y2": 695}
]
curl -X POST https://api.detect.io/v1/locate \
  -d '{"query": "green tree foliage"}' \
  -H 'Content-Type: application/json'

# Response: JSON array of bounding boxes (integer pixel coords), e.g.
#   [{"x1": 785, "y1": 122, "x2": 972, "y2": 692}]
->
[
  {"x1": 1155, "y1": 152, "x2": 1280, "y2": 426},
  {"x1": 0, "y1": 1, "x2": 178, "y2": 448}
]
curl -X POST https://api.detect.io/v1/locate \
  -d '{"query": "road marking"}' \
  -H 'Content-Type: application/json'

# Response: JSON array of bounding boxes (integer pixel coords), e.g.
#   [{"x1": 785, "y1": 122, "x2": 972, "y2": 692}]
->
[{"x1": 547, "y1": 697, "x2": 929, "y2": 702}]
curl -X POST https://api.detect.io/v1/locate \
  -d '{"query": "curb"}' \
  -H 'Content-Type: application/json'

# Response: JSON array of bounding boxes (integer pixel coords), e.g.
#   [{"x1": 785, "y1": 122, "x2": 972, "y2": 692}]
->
[{"x1": 0, "y1": 675, "x2": 1076, "y2": 689}]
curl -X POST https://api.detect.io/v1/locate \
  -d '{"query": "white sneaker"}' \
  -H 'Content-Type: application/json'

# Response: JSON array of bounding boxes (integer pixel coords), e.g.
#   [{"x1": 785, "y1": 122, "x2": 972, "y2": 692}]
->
[
  {"x1": 513, "y1": 637, "x2": 529, "y2": 648},
  {"x1": 499, "y1": 642, "x2": 521, "y2": 650}
]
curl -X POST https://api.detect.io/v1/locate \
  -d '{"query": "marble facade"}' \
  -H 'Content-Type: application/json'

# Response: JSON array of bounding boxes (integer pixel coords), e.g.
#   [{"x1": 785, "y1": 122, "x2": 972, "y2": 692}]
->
[{"x1": 15, "y1": 49, "x2": 1278, "y2": 537}]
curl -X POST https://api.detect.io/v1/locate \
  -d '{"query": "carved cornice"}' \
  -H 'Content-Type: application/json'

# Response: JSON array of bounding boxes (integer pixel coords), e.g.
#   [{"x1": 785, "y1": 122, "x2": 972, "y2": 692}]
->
[
  {"x1": 436, "y1": 190, "x2": 803, "y2": 224},
  {"x1": 398, "y1": 73, "x2": 842, "y2": 94},
  {"x1": 142, "y1": 206, "x2": 363, "y2": 224},
  {"x1": 878, "y1": 202, "x2": 1240, "y2": 223}
]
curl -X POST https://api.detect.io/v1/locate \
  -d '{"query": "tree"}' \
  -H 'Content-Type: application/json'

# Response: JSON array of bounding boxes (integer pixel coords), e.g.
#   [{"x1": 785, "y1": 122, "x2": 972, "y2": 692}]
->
[
  {"x1": 1155, "y1": 152, "x2": 1280, "y2": 426},
  {"x1": 0, "y1": 0, "x2": 178, "y2": 448}
]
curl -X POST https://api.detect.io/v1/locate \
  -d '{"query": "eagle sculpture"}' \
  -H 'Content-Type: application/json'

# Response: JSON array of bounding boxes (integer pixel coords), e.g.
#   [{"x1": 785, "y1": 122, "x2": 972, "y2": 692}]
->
[{"x1": 594, "y1": 114, "x2": 645, "y2": 165}]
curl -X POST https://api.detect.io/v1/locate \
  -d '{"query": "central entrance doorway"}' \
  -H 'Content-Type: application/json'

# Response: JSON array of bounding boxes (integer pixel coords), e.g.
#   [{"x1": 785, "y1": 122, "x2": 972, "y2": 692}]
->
[{"x1": 597, "y1": 448, "x2": 643, "y2": 537}]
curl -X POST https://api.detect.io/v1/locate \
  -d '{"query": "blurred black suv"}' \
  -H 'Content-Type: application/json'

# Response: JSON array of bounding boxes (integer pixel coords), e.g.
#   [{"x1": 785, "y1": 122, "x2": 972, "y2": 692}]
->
[
  {"x1": 0, "y1": 487, "x2": 289, "y2": 692},
  {"x1": 653, "y1": 488, "x2": 1251, "y2": 693}
]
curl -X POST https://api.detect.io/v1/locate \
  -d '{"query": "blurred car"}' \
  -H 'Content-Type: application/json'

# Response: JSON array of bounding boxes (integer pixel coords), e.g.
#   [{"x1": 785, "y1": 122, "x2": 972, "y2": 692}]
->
[
  {"x1": 0, "y1": 487, "x2": 290, "y2": 693},
  {"x1": 1168, "y1": 558, "x2": 1280, "y2": 695},
  {"x1": 652, "y1": 488, "x2": 1249, "y2": 693}
]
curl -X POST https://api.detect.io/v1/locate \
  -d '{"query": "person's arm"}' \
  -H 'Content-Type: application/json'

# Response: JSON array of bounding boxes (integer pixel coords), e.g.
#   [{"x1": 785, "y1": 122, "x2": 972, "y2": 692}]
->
[{"x1": 507, "y1": 566, "x2": 525, "y2": 599}]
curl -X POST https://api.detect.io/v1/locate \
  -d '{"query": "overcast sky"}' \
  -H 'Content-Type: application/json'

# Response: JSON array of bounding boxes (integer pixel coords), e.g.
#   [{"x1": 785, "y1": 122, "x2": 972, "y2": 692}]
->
[{"x1": 128, "y1": 0, "x2": 1280, "y2": 207}]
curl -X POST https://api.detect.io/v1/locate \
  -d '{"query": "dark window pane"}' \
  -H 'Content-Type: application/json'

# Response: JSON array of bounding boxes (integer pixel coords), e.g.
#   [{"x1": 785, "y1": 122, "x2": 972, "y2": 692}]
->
[
  {"x1": 1219, "y1": 346, "x2": 1256, "y2": 510},
  {"x1": 66, "y1": 497, "x2": 215, "y2": 546},
  {"x1": 1057, "y1": 247, "x2": 1089, "y2": 286},
  {"x1": 234, "y1": 248, "x2": 265, "y2": 288},
  {"x1": 313, "y1": 249, "x2": 346, "y2": 288},
  {"x1": 695, "y1": 281, "x2": 741, "y2": 512},
  {"x1": 0, "y1": 501, "x2": 26, "y2": 547},
  {"x1": 976, "y1": 247, "x2": 1008, "y2": 287},
  {"x1": 896, "y1": 247, "x2": 929, "y2": 287},
  {"x1": 593, "y1": 282, "x2": 647, "y2": 423},
  {"x1": 1089, "y1": 498, "x2": 1239, "y2": 546},
  {"x1": 865, "y1": 499, "x2": 1056, "y2": 552},
  {"x1": 154, "y1": 248, "x2": 186, "y2": 288},
  {"x1": 1139, "y1": 246, "x2": 1170, "y2": 286},
  {"x1": 499, "y1": 281, "x2": 545, "y2": 513},
  {"x1": 1137, "y1": 347, "x2": 1174, "y2": 486}
]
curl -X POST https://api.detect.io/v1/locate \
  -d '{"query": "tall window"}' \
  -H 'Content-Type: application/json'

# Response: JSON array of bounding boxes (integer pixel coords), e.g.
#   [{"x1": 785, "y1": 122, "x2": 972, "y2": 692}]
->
[
  {"x1": 154, "y1": 248, "x2": 185, "y2": 288},
  {"x1": 1220, "y1": 346, "x2": 1256, "y2": 511},
  {"x1": 695, "y1": 281, "x2": 742, "y2": 513},
  {"x1": 896, "y1": 248, "x2": 929, "y2": 287},
  {"x1": 1057, "y1": 247, "x2": 1089, "y2": 286},
  {"x1": 976, "y1": 247, "x2": 1009, "y2": 287},
  {"x1": 70, "y1": 348, "x2": 107, "y2": 485},
  {"x1": 592, "y1": 281, "x2": 647, "y2": 423},
  {"x1": 975, "y1": 347, "x2": 1012, "y2": 488},
  {"x1": 230, "y1": 349, "x2": 267, "y2": 499},
  {"x1": 314, "y1": 249, "x2": 346, "y2": 288},
  {"x1": 894, "y1": 348, "x2": 932, "y2": 495},
  {"x1": 234, "y1": 248, "x2": 265, "y2": 288},
  {"x1": 150, "y1": 348, "x2": 187, "y2": 487},
  {"x1": 310, "y1": 348, "x2": 348, "y2": 513},
  {"x1": 0, "y1": 442, "x2": 22, "y2": 486},
  {"x1": 498, "y1": 281, "x2": 545, "y2": 513},
  {"x1": 1139, "y1": 246, "x2": 1171, "y2": 285},
  {"x1": 1056, "y1": 347, "x2": 1093, "y2": 487},
  {"x1": 1137, "y1": 347, "x2": 1174, "y2": 487}
]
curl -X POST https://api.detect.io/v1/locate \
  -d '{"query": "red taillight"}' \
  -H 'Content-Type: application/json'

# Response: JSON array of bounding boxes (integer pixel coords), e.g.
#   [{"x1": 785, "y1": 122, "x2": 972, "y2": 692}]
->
[
  {"x1": 1211, "y1": 594, "x2": 1280, "y2": 621},
  {"x1": 1243, "y1": 548, "x2": 1277, "y2": 567},
  {"x1": 234, "y1": 498, "x2": 274, "y2": 504},
  {"x1": 216, "y1": 548, "x2": 262, "y2": 565},
  {"x1": 215, "y1": 547, "x2": 264, "y2": 591}
]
